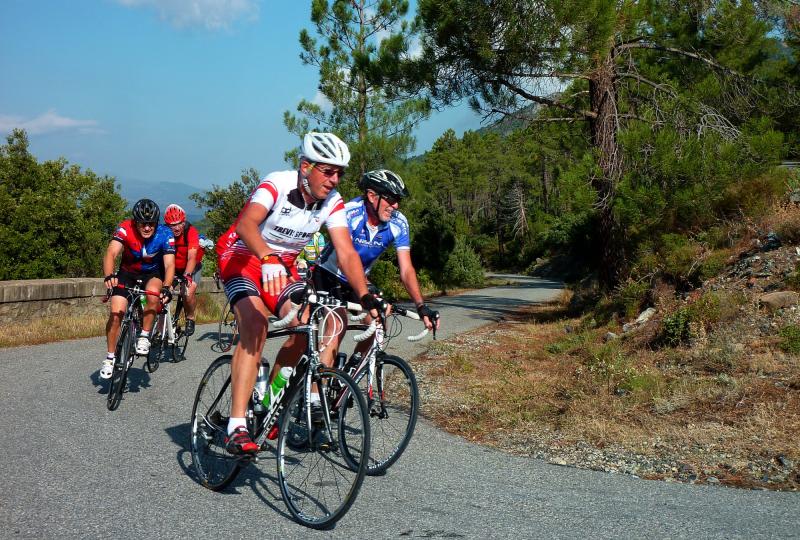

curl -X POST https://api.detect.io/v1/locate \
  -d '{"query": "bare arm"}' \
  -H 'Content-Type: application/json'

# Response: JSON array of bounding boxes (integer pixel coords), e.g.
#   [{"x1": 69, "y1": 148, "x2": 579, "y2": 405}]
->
[
  {"x1": 184, "y1": 247, "x2": 198, "y2": 276},
  {"x1": 397, "y1": 249, "x2": 425, "y2": 307},
  {"x1": 397, "y1": 249, "x2": 439, "y2": 330},
  {"x1": 103, "y1": 240, "x2": 123, "y2": 277},
  {"x1": 162, "y1": 253, "x2": 176, "y2": 289}
]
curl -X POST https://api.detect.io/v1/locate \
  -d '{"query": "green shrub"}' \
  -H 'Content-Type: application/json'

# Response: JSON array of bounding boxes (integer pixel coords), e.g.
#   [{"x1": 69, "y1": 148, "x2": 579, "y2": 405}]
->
[
  {"x1": 369, "y1": 259, "x2": 405, "y2": 300},
  {"x1": 442, "y1": 237, "x2": 485, "y2": 288},
  {"x1": 698, "y1": 249, "x2": 732, "y2": 281},
  {"x1": 616, "y1": 279, "x2": 650, "y2": 319},
  {"x1": 778, "y1": 324, "x2": 800, "y2": 354},
  {"x1": 660, "y1": 234, "x2": 703, "y2": 284},
  {"x1": 662, "y1": 307, "x2": 692, "y2": 346},
  {"x1": 687, "y1": 290, "x2": 746, "y2": 328}
]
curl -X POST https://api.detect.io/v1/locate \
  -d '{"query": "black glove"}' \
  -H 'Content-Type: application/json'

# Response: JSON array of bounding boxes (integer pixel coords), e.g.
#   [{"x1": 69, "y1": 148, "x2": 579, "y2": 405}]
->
[
  {"x1": 160, "y1": 286, "x2": 173, "y2": 304},
  {"x1": 417, "y1": 303, "x2": 439, "y2": 322},
  {"x1": 360, "y1": 293, "x2": 387, "y2": 313}
]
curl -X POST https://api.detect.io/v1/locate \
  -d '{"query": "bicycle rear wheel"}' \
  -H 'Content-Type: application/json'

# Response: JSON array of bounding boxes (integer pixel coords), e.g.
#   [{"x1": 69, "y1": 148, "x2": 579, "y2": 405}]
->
[
  {"x1": 107, "y1": 323, "x2": 133, "y2": 411},
  {"x1": 277, "y1": 368, "x2": 369, "y2": 529},
  {"x1": 190, "y1": 355, "x2": 241, "y2": 490},
  {"x1": 217, "y1": 299, "x2": 237, "y2": 352},
  {"x1": 172, "y1": 303, "x2": 189, "y2": 362},
  {"x1": 343, "y1": 354, "x2": 419, "y2": 475}
]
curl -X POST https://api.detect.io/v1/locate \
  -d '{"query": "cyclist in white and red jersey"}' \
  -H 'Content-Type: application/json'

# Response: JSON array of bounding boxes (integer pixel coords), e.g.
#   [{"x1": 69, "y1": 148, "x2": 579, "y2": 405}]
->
[{"x1": 216, "y1": 132, "x2": 383, "y2": 455}]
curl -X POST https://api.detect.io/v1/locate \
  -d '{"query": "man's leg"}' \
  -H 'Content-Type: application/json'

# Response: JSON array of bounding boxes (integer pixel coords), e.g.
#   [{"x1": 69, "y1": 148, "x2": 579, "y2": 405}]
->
[
  {"x1": 136, "y1": 276, "x2": 163, "y2": 355},
  {"x1": 225, "y1": 295, "x2": 269, "y2": 454}
]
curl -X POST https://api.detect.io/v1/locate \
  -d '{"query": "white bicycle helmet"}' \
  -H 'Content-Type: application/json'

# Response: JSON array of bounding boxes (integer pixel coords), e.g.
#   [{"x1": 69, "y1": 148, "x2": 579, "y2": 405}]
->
[{"x1": 299, "y1": 132, "x2": 350, "y2": 167}]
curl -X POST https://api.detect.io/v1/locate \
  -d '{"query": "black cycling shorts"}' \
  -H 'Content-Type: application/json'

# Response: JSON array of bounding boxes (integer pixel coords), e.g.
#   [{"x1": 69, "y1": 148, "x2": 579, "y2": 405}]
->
[
  {"x1": 111, "y1": 269, "x2": 163, "y2": 298},
  {"x1": 310, "y1": 266, "x2": 379, "y2": 303}
]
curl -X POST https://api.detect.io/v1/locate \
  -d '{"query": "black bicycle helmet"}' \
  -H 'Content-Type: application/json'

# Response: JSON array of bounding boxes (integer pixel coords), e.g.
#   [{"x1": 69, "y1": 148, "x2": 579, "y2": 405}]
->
[
  {"x1": 132, "y1": 198, "x2": 160, "y2": 224},
  {"x1": 358, "y1": 169, "x2": 409, "y2": 199}
]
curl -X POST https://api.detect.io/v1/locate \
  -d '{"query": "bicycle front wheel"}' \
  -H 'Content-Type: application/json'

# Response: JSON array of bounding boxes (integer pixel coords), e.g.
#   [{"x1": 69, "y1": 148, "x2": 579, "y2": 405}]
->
[
  {"x1": 107, "y1": 323, "x2": 133, "y2": 411},
  {"x1": 277, "y1": 368, "x2": 370, "y2": 529},
  {"x1": 172, "y1": 304, "x2": 189, "y2": 362},
  {"x1": 146, "y1": 314, "x2": 164, "y2": 373},
  {"x1": 190, "y1": 355, "x2": 241, "y2": 490},
  {"x1": 217, "y1": 299, "x2": 236, "y2": 352},
  {"x1": 344, "y1": 354, "x2": 419, "y2": 475}
]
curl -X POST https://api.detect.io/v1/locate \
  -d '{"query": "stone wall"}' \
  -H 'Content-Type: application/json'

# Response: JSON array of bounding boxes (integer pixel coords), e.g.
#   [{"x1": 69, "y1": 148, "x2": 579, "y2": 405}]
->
[{"x1": 0, "y1": 278, "x2": 226, "y2": 325}]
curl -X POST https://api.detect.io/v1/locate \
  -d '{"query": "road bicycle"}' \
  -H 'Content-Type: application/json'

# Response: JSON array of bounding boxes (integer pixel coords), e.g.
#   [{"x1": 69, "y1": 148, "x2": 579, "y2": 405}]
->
[
  {"x1": 213, "y1": 271, "x2": 238, "y2": 352},
  {"x1": 150, "y1": 276, "x2": 191, "y2": 365},
  {"x1": 336, "y1": 305, "x2": 435, "y2": 475},
  {"x1": 103, "y1": 282, "x2": 162, "y2": 411},
  {"x1": 189, "y1": 284, "x2": 371, "y2": 529}
]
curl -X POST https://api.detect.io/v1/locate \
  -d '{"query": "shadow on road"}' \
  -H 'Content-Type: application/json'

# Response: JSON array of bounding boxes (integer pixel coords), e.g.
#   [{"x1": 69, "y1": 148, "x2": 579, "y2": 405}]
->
[
  {"x1": 88, "y1": 363, "x2": 152, "y2": 395},
  {"x1": 167, "y1": 422, "x2": 290, "y2": 519}
]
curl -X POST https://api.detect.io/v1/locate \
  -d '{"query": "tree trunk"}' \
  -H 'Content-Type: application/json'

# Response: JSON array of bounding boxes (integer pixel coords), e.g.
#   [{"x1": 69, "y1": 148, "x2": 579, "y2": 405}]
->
[{"x1": 588, "y1": 49, "x2": 625, "y2": 287}]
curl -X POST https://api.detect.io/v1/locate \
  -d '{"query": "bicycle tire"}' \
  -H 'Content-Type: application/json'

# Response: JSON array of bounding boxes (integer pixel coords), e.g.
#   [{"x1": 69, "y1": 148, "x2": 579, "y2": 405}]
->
[
  {"x1": 146, "y1": 312, "x2": 163, "y2": 373},
  {"x1": 107, "y1": 323, "x2": 132, "y2": 411},
  {"x1": 190, "y1": 355, "x2": 242, "y2": 490},
  {"x1": 217, "y1": 299, "x2": 237, "y2": 353},
  {"x1": 343, "y1": 354, "x2": 419, "y2": 475},
  {"x1": 277, "y1": 368, "x2": 370, "y2": 529},
  {"x1": 172, "y1": 301, "x2": 189, "y2": 362}
]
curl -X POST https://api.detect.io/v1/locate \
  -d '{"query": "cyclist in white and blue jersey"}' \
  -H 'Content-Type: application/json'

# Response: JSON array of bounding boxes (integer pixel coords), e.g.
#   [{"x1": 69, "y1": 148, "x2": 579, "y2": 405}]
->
[{"x1": 314, "y1": 169, "x2": 440, "y2": 357}]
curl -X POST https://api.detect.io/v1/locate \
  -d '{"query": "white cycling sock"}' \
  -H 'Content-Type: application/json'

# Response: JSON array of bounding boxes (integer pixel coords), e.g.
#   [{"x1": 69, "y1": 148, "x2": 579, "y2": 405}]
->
[
  {"x1": 310, "y1": 393, "x2": 320, "y2": 405},
  {"x1": 139, "y1": 330, "x2": 150, "y2": 338},
  {"x1": 228, "y1": 417, "x2": 247, "y2": 435},
  {"x1": 106, "y1": 352, "x2": 115, "y2": 360}
]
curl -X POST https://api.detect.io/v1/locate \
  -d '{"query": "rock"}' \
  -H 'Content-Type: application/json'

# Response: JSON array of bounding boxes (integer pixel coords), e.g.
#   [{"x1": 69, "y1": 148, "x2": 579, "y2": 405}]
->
[
  {"x1": 776, "y1": 455, "x2": 794, "y2": 468},
  {"x1": 759, "y1": 291, "x2": 799, "y2": 311},
  {"x1": 604, "y1": 332, "x2": 619, "y2": 342},
  {"x1": 707, "y1": 476, "x2": 720, "y2": 484},
  {"x1": 635, "y1": 307, "x2": 657, "y2": 325}
]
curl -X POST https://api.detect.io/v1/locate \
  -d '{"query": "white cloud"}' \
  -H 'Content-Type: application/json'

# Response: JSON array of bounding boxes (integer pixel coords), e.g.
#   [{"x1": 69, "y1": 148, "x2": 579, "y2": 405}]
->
[
  {"x1": 115, "y1": 0, "x2": 260, "y2": 30},
  {"x1": 0, "y1": 110, "x2": 102, "y2": 135},
  {"x1": 310, "y1": 91, "x2": 332, "y2": 112}
]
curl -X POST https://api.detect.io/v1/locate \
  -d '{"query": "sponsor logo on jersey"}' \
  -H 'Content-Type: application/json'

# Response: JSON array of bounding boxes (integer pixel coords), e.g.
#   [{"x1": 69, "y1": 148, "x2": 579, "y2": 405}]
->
[
  {"x1": 117, "y1": 227, "x2": 127, "y2": 236},
  {"x1": 280, "y1": 206, "x2": 292, "y2": 215}
]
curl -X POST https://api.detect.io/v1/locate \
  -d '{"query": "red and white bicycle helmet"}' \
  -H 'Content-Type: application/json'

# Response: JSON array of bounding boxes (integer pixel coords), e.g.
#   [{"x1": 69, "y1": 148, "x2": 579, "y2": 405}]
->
[{"x1": 164, "y1": 204, "x2": 186, "y2": 225}]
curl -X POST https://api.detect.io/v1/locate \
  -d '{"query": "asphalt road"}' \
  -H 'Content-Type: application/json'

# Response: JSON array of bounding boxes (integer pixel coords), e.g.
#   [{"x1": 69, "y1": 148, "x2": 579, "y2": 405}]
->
[{"x1": 1, "y1": 275, "x2": 798, "y2": 539}]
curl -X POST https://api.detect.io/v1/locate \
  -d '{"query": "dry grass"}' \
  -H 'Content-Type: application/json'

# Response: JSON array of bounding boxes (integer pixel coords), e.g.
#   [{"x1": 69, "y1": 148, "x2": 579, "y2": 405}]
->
[
  {"x1": 0, "y1": 292, "x2": 224, "y2": 349},
  {"x1": 413, "y1": 300, "x2": 800, "y2": 491}
]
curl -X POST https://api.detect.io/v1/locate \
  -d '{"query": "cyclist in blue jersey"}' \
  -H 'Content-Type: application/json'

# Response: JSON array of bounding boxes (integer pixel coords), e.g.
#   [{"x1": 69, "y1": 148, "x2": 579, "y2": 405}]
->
[
  {"x1": 314, "y1": 169, "x2": 440, "y2": 358},
  {"x1": 100, "y1": 199, "x2": 176, "y2": 379}
]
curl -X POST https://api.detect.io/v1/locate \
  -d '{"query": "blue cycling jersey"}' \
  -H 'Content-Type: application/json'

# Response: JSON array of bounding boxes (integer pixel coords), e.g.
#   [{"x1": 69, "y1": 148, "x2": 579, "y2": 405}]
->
[{"x1": 318, "y1": 196, "x2": 410, "y2": 283}]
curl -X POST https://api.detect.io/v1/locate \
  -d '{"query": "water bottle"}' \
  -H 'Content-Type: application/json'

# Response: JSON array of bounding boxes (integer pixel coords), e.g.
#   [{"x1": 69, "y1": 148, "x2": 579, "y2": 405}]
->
[
  {"x1": 262, "y1": 366, "x2": 293, "y2": 408},
  {"x1": 253, "y1": 362, "x2": 269, "y2": 413}
]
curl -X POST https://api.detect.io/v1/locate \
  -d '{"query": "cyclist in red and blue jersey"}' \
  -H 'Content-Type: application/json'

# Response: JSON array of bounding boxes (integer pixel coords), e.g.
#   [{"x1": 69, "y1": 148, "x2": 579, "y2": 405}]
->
[
  {"x1": 100, "y1": 199, "x2": 176, "y2": 379},
  {"x1": 314, "y1": 169, "x2": 440, "y2": 359},
  {"x1": 164, "y1": 204, "x2": 201, "y2": 336}
]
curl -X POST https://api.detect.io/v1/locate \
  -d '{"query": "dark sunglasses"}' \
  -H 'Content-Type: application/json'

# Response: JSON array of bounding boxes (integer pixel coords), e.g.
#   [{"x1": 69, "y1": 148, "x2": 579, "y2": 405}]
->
[
  {"x1": 381, "y1": 194, "x2": 401, "y2": 205},
  {"x1": 315, "y1": 165, "x2": 345, "y2": 178},
  {"x1": 137, "y1": 222, "x2": 157, "y2": 229}
]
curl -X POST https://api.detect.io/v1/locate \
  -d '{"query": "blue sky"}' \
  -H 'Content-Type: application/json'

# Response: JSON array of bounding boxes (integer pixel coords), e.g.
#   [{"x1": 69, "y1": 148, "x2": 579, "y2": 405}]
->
[{"x1": 0, "y1": 0, "x2": 482, "y2": 191}]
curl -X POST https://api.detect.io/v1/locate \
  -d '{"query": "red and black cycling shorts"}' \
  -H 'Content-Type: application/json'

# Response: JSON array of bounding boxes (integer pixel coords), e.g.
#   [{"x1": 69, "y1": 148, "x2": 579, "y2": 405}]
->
[{"x1": 219, "y1": 251, "x2": 301, "y2": 315}]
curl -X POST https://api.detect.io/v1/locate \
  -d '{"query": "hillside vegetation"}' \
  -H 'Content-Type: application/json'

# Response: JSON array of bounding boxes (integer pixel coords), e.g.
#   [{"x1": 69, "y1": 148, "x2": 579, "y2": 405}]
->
[{"x1": 414, "y1": 195, "x2": 800, "y2": 491}]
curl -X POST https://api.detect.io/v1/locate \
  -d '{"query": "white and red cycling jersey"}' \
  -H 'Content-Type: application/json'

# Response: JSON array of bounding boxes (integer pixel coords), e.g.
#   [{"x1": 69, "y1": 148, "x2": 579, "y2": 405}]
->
[
  {"x1": 217, "y1": 170, "x2": 348, "y2": 267},
  {"x1": 217, "y1": 170, "x2": 348, "y2": 311}
]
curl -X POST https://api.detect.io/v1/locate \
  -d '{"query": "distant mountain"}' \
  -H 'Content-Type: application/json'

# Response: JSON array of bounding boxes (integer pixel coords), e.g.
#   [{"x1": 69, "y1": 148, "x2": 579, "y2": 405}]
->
[{"x1": 116, "y1": 178, "x2": 207, "y2": 223}]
